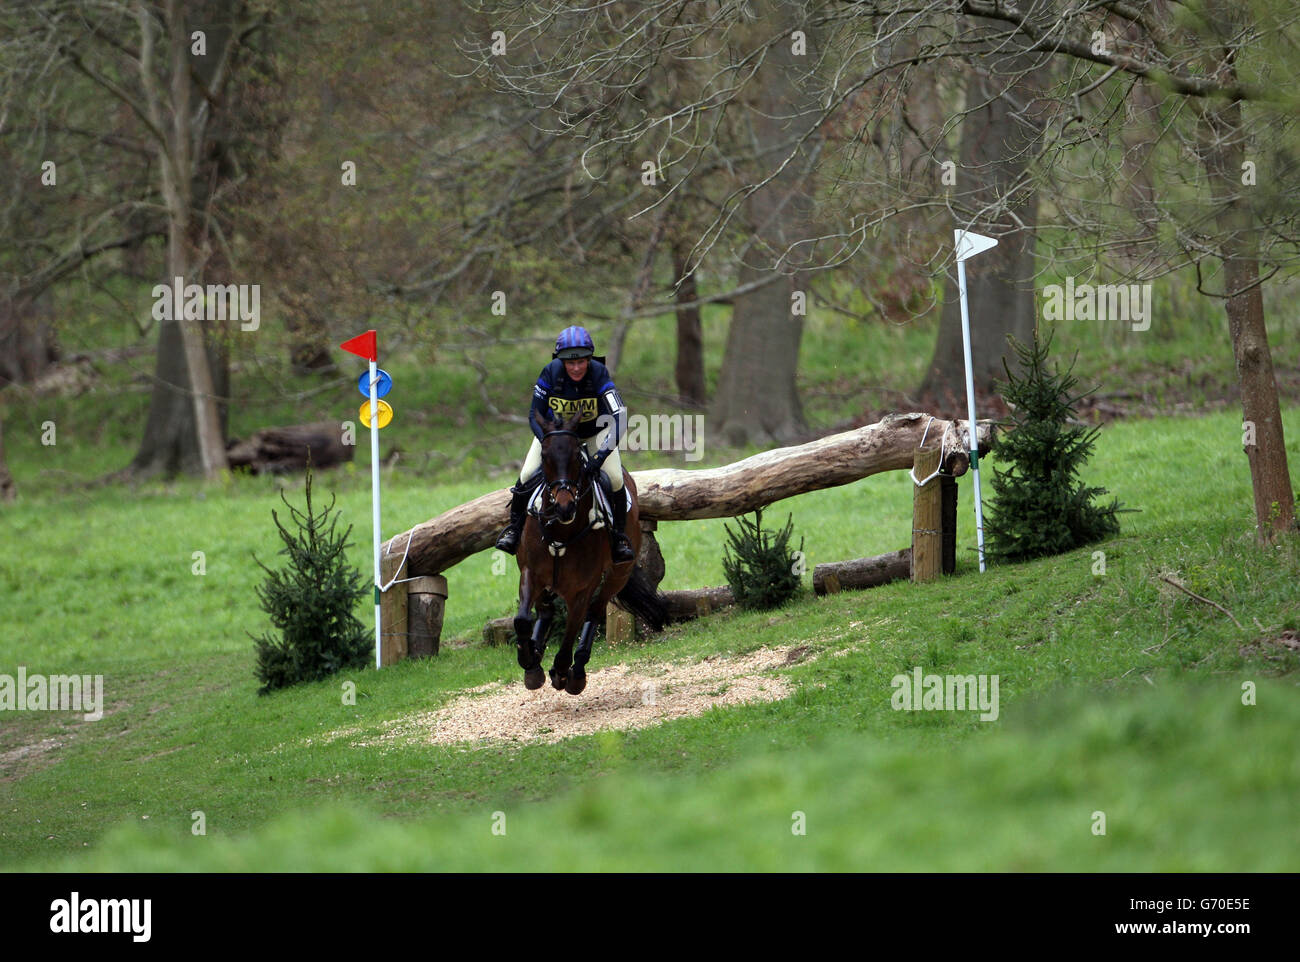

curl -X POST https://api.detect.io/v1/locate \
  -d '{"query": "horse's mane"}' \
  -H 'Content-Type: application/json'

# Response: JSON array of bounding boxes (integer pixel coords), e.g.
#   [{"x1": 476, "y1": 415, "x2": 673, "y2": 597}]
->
[{"x1": 543, "y1": 412, "x2": 584, "y2": 436}]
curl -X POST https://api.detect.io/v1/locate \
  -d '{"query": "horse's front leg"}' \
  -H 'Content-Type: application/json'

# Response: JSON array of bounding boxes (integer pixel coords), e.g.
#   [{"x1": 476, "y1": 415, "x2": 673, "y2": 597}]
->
[
  {"x1": 514, "y1": 569, "x2": 547, "y2": 690},
  {"x1": 565, "y1": 602, "x2": 604, "y2": 696},
  {"x1": 549, "y1": 591, "x2": 590, "y2": 692}
]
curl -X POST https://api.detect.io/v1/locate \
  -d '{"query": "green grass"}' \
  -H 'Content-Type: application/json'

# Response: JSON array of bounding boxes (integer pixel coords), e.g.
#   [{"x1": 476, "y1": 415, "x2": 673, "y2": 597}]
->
[
  {"x1": 2, "y1": 407, "x2": 1298, "y2": 870},
  {"x1": 27, "y1": 681, "x2": 1298, "y2": 871}
]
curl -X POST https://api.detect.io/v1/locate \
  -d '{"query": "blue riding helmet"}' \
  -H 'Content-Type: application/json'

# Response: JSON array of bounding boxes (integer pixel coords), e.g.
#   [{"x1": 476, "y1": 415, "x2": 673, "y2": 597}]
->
[{"x1": 553, "y1": 325, "x2": 595, "y2": 360}]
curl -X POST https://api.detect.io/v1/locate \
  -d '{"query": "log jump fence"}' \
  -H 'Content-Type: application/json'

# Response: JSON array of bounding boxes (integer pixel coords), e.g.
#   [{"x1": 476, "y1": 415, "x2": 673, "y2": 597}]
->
[{"x1": 376, "y1": 412, "x2": 994, "y2": 664}]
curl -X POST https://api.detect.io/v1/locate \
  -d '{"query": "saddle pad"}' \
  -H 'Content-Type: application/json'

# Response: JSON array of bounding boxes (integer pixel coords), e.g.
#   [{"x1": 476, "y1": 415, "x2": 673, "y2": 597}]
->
[{"x1": 590, "y1": 480, "x2": 632, "y2": 528}]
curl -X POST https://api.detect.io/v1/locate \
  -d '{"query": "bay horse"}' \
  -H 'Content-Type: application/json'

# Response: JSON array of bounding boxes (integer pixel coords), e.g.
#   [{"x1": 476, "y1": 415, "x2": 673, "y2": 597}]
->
[{"x1": 513, "y1": 413, "x2": 667, "y2": 694}]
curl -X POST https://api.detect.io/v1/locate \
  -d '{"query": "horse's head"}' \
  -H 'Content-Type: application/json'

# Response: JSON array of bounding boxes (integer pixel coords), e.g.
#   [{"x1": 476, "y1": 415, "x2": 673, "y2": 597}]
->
[{"x1": 540, "y1": 413, "x2": 588, "y2": 524}]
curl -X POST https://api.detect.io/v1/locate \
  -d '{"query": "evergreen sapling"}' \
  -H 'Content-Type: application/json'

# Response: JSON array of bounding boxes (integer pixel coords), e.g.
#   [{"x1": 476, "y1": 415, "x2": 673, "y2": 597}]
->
[
  {"x1": 984, "y1": 330, "x2": 1125, "y2": 563},
  {"x1": 250, "y1": 463, "x2": 370, "y2": 693},
  {"x1": 722, "y1": 507, "x2": 804, "y2": 610}
]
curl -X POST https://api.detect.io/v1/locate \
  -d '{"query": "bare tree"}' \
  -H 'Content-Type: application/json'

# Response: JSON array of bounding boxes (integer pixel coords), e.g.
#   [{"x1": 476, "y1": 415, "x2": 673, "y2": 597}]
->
[
  {"x1": 138, "y1": 0, "x2": 227, "y2": 479},
  {"x1": 919, "y1": 26, "x2": 1048, "y2": 403},
  {"x1": 6, "y1": 0, "x2": 273, "y2": 479},
  {"x1": 985, "y1": 0, "x2": 1299, "y2": 538},
  {"x1": 0, "y1": 4, "x2": 162, "y2": 387}
]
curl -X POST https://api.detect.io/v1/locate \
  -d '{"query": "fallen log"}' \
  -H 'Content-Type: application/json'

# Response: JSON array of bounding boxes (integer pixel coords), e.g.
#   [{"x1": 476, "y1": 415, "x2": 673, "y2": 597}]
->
[
  {"x1": 813, "y1": 549, "x2": 911, "y2": 596},
  {"x1": 384, "y1": 412, "x2": 992, "y2": 578},
  {"x1": 226, "y1": 421, "x2": 353, "y2": 474},
  {"x1": 634, "y1": 412, "x2": 983, "y2": 521},
  {"x1": 662, "y1": 585, "x2": 736, "y2": 621}
]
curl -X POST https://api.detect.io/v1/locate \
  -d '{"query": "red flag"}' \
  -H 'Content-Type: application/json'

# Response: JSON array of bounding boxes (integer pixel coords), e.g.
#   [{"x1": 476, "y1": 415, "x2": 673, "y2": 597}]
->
[{"x1": 340, "y1": 330, "x2": 378, "y2": 362}]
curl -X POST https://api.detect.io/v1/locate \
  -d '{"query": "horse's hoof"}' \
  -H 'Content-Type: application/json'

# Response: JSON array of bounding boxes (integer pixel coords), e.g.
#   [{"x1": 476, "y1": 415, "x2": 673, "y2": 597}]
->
[
  {"x1": 524, "y1": 666, "x2": 545, "y2": 690},
  {"x1": 565, "y1": 669, "x2": 586, "y2": 696},
  {"x1": 549, "y1": 668, "x2": 567, "y2": 690}
]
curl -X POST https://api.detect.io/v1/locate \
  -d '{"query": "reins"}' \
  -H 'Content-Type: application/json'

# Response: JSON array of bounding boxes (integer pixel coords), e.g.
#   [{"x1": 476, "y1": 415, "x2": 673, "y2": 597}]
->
[{"x1": 537, "y1": 429, "x2": 601, "y2": 574}]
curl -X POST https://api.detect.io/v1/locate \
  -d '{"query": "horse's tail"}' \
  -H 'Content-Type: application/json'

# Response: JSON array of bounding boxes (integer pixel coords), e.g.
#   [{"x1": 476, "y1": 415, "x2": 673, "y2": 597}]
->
[{"x1": 616, "y1": 564, "x2": 670, "y2": 632}]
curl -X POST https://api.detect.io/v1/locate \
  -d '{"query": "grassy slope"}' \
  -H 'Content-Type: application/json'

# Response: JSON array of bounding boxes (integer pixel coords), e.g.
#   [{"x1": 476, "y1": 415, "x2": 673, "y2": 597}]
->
[{"x1": 31, "y1": 682, "x2": 1300, "y2": 872}]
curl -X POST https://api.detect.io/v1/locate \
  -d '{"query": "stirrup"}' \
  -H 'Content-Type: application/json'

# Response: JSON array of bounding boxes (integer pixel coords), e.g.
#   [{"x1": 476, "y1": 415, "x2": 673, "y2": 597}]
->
[
  {"x1": 611, "y1": 533, "x2": 634, "y2": 562},
  {"x1": 496, "y1": 523, "x2": 522, "y2": 554}
]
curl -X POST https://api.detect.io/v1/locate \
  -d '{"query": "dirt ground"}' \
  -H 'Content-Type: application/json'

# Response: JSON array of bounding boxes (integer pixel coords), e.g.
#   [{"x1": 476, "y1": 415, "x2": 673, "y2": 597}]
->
[{"x1": 322, "y1": 644, "x2": 817, "y2": 750}]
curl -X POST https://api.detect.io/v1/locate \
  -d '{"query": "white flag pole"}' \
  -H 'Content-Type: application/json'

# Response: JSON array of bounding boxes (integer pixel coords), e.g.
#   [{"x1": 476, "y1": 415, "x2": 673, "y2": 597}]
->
[
  {"x1": 369, "y1": 358, "x2": 382, "y2": 668},
  {"x1": 954, "y1": 229, "x2": 998, "y2": 573}
]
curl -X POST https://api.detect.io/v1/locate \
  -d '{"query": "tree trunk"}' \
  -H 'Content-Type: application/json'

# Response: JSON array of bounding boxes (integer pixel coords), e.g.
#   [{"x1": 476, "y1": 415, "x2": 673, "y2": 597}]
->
[
  {"x1": 919, "y1": 60, "x2": 1041, "y2": 405},
  {"x1": 710, "y1": 0, "x2": 816, "y2": 447},
  {"x1": 1197, "y1": 81, "x2": 1295, "y2": 537},
  {"x1": 672, "y1": 241, "x2": 706, "y2": 407},
  {"x1": 282, "y1": 289, "x2": 336, "y2": 375},
  {"x1": 130, "y1": 0, "x2": 228, "y2": 479},
  {"x1": 132, "y1": 318, "x2": 208, "y2": 476},
  {"x1": 1222, "y1": 252, "x2": 1293, "y2": 536},
  {"x1": 0, "y1": 291, "x2": 59, "y2": 388}
]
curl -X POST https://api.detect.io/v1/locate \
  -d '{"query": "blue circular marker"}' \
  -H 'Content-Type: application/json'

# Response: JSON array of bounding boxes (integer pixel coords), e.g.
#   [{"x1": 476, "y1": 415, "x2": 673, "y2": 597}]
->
[{"x1": 358, "y1": 369, "x2": 393, "y2": 399}]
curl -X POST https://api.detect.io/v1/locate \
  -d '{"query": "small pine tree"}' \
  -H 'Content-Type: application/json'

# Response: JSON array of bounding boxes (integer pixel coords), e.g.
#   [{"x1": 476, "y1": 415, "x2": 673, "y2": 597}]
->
[
  {"x1": 722, "y1": 508, "x2": 804, "y2": 610},
  {"x1": 250, "y1": 463, "x2": 370, "y2": 693},
  {"x1": 984, "y1": 329, "x2": 1125, "y2": 563}
]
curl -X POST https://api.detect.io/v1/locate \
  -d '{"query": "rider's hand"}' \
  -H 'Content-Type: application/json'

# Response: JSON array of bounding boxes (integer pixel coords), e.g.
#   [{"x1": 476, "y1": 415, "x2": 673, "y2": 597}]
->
[{"x1": 589, "y1": 449, "x2": 609, "y2": 476}]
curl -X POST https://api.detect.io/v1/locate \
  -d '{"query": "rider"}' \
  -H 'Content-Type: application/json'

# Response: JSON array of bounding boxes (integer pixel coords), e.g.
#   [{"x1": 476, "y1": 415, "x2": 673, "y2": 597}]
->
[{"x1": 495, "y1": 325, "x2": 635, "y2": 563}]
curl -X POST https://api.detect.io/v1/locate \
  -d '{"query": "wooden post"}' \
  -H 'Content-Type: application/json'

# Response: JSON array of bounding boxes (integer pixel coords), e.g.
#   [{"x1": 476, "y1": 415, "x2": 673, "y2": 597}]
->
[
  {"x1": 941, "y1": 475, "x2": 957, "y2": 576},
  {"x1": 407, "y1": 575, "x2": 447, "y2": 658},
  {"x1": 483, "y1": 616, "x2": 514, "y2": 646},
  {"x1": 606, "y1": 604, "x2": 636, "y2": 646},
  {"x1": 636, "y1": 518, "x2": 665, "y2": 588},
  {"x1": 911, "y1": 444, "x2": 943, "y2": 583},
  {"x1": 379, "y1": 553, "x2": 408, "y2": 666}
]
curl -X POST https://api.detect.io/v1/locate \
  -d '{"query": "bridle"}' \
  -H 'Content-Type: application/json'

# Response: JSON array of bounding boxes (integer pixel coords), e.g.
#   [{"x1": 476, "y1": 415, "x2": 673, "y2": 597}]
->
[
  {"x1": 540, "y1": 429, "x2": 592, "y2": 522},
  {"x1": 537, "y1": 429, "x2": 602, "y2": 578}
]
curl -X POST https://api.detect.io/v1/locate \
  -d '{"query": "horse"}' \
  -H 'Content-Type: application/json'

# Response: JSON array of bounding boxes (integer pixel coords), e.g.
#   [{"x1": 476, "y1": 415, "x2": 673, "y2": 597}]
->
[{"x1": 512, "y1": 413, "x2": 667, "y2": 694}]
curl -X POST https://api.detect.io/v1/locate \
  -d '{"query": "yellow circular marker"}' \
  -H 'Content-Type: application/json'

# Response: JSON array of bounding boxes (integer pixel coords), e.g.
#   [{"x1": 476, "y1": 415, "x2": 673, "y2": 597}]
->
[{"x1": 359, "y1": 399, "x2": 393, "y2": 429}]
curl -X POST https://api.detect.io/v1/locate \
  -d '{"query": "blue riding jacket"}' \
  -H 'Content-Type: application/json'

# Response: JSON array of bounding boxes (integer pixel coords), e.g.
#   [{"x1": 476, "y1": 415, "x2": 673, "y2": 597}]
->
[{"x1": 529, "y1": 358, "x2": 626, "y2": 450}]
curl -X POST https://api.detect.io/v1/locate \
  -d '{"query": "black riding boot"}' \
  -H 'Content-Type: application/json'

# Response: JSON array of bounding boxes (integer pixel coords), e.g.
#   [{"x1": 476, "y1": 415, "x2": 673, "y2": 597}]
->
[
  {"x1": 609, "y1": 488, "x2": 635, "y2": 563},
  {"x1": 495, "y1": 482, "x2": 531, "y2": 555}
]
